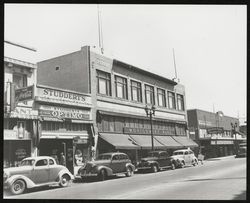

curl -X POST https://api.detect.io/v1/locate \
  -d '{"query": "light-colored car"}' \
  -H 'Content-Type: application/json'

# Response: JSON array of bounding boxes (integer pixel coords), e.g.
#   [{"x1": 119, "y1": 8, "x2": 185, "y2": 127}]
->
[
  {"x1": 4, "y1": 156, "x2": 74, "y2": 195},
  {"x1": 171, "y1": 149, "x2": 198, "y2": 168},
  {"x1": 78, "y1": 152, "x2": 135, "y2": 181}
]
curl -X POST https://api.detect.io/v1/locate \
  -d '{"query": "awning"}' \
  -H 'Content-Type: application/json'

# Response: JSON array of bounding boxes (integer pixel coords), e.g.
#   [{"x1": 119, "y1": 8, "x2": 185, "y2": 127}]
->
[
  {"x1": 99, "y1": 133, "x2": 140, "y2": 149},
  {"x1": 154, "y1": 135, "x2": 183, "y2": 148},
  {"x1": 129, "y1": 134, "x2": 165, "y2": 149},
  {"x1": 172, "y1": 136, "x2": 198, "y2": 147}
]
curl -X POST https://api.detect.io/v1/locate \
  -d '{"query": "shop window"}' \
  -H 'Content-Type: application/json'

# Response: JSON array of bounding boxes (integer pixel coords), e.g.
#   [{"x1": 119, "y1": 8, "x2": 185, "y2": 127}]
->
[
  {"x1": 131, "y1": 80, "x2": 142, "y2": 102},
  {"x1": 157, "y1": 88, "x2": 166, "y2": 107},
  {"x1": 96, "y1": 70, "x2": 111, "y2": 96},
  {"x1": 13, "y1": 73, "x2": 27, "y2": 89},
  {"x1": 145, "y1": 84, "x2": 155, "y2": 105},
  {"x1": 168, "y1": 91, "x2": 176, "y2": 109},
  {"x1": 177, "y1": 94, "x2": 185, "y2": 111},
  {"x1": 115, "y1": 75, "x2": 128, "y2": 99}
]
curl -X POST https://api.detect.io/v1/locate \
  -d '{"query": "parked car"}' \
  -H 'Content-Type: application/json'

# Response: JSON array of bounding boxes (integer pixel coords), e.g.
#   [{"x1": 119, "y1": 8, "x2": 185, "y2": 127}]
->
[
  {"x1": 235, "y1": 143, "x2": 247, "y2": 158},
  {"x1": 137, "y1": 151, "x2": 181, "y2": 173},
  {"x1": 4, "y1": 156, "x2": 74, "y2": 195},
  {"x1": 77, "y1": 152, "x2": 135, "y2": 181},
  {"x1": 171, "y1": 149, "x2": 198, "y2": 168}
]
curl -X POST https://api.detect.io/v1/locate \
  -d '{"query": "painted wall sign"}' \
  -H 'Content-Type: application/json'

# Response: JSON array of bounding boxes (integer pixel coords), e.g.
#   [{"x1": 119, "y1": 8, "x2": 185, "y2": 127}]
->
[
  {"x1": 198, "y1": 120, "x2": 213, "y2": 127},
  {"x1": 39, "y1": 105, "x2": 91, "y2": 120},
  {"x1": 35, "y1": 86, "x2": 92, "y2": 107},
  {"x1": 10, "y1": 106, "x2": 38, "y2": 119},
  {"x1": 15, "y1": 85, "x2": 34, "y2": 102}
]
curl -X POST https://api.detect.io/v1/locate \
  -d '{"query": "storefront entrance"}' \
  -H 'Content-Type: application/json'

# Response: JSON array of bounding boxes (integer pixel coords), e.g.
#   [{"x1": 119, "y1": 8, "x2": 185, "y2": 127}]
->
[{"x1": 4, "y1": 140, "x2": 31, "y2": 168}]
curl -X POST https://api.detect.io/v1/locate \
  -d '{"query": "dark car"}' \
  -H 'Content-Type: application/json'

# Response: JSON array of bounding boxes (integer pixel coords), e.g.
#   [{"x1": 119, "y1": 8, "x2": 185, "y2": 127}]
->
[
  {"x1": 77, "y1": 152, "x2": 135, "y2": 181},
  {"x1": 137, "y1": 151, "x2": 179, "y2": 173},
  {"x1": 235, "y1": 144, "x2": 247, "y2": 158}
]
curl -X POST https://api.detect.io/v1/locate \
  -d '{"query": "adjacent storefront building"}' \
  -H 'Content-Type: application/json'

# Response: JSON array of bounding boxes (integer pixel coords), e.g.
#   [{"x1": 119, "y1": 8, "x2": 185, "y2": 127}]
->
[
  {"x1": 34, "y1": 85, "x2": 94, "y2": 174},
  {"x1": 187, "y1": 109, "x2": 246, "y2": 158}
]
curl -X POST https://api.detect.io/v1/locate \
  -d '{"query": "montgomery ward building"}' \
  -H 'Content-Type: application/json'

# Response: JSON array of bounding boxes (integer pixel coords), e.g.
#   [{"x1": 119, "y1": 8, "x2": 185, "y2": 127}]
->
[{"x1": 37, "y1": 46, "x2": 198, "y2": 165}]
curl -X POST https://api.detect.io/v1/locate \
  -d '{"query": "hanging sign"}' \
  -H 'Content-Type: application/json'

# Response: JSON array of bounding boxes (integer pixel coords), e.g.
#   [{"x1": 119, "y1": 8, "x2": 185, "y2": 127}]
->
[{"x1": 15, "y1": 85, "x2": 34, "y2": 102}]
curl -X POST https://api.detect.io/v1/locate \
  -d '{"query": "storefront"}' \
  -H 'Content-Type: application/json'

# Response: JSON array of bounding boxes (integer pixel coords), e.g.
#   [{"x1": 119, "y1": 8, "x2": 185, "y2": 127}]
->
[
  {"x1": 3, "y1": 106, "x2": 39, "y2": 168},
  {"x1": 34, "y1": 85, "x2": 94, "y2": 174}
]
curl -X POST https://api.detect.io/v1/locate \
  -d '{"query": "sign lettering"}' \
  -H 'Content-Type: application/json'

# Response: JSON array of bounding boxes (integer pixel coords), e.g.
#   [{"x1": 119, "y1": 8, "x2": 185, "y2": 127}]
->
[{"x1": 15, "y1": 85, "x2": 34, "y2": 102}]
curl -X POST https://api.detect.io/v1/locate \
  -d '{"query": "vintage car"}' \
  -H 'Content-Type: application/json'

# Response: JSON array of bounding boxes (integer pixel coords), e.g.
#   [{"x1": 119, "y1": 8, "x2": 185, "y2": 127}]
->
[
  {"x1": 77, "y1": 152, "x2": 135, "y2": 181},
  {"x1": 171, "y1": 149, "x2": 198, "y2": 168},
  {"x1": 235, "y1": 143, "x2": 247, "y2": 158},
  {"x1": 4, "y1": 156, "x2": 74, "y2": 195},
  {"x1": 136, "y1": 151, "x2": 181, "y2": 173}
]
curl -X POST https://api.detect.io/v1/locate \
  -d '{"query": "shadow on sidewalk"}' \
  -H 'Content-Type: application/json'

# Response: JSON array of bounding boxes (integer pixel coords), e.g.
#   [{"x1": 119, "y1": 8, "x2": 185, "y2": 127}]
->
[{"x1": 233, "y1": 190, "x2": 246, "y2": 200}]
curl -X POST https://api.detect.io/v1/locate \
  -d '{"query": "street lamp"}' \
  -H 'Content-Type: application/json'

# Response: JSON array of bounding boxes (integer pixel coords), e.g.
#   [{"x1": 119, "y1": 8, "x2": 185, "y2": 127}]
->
[
  {"x1": 231, "y1": 122, "x2": 238, "y2": 155},
  {"x1": 145, "y1": 105, "x2": 156, "y2": 151}
]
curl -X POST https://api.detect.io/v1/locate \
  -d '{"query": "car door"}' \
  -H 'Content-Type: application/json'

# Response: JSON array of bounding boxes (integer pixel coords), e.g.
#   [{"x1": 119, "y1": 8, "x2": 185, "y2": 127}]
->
[
  {"x1": 119, "y1": 154, "x2": 129, "y2": 172},
  {"x1": 31, "y1": 159, "x2": 50, "y2": 184},
  {"x1": 48, "y1": 158, "x2": 61, "y2": 182},
  {"x1": 110, "y1": 154, "x2": 121, "y2": 173},
  {"x1": 183, "y1": 151, "x2": 190, "y2": 165},
  {"x1": 158, "y1": 152, "x2": 168, "y2": 167}
]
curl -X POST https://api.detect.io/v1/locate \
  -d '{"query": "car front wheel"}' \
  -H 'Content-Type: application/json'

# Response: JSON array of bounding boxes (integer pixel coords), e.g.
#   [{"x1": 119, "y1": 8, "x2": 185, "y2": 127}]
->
[
  {"x1": 151, "y1": 165, "x2": 158, "y2": 173},
  {"x1": 171, "y1": 162, "x2": 176, "y2": 170},
  {"x1": 10, "y1": 179, "x2": 26, "y2": 195},
  {"x1": 125, "y1": 166, "x2": 133, "y2": 177},
  {"x1": 59, "y1": 174, "x2": 70, "y2": 187}
]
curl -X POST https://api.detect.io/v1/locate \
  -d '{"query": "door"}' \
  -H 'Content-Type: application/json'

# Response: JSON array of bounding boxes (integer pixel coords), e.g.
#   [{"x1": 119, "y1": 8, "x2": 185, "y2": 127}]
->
[
  {"x1": 184, "y1": 151, "x2": 191, "y2": 165},
  {"x1": 111, "y1": 154, "x2": 122, "y2": 173},
  {"x1": 31, "y1": 159, "x2": 50, "y2": 184},
  {"x1": 158, "y1": 152, "x2": 169, "y2": 167},
  {"x1": 48, "y1": 158, "x2": 61, "y2": 182}
]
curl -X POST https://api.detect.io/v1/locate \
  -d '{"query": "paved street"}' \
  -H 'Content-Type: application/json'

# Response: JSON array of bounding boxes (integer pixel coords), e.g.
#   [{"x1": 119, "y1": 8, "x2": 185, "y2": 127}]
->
[{"x1": 4, "y1": 156, "x2": 246, "y2": 200}]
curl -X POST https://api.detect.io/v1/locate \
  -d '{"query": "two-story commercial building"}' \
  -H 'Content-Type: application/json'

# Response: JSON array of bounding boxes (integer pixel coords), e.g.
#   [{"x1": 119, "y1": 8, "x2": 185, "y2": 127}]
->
[
  {"x1": 4, "y1": 56, "x2": 39, "y2": 168},
  {"x1": 37, "y1": 46, "x2": 198, "y2": 164},
  {"x1": 187, "y1": 109, "x2": 246, "y2": 158}
]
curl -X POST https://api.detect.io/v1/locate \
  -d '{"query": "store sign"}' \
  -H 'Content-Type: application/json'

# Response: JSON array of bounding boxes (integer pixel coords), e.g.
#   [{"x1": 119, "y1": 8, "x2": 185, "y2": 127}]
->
[
  {"x1": 39, "y1": 105, "x2": 91, "y2": 120},
  {"x1": 124, "y1": 127, "x2": 172, "y2": 135},
  {"x1": 15, "y1": 85, "x2": 34, "y2": 102},
  {"x1": 73, "y1": 136, "x2": 88, "y2": 144},
  {"x1": 35, "y1": 86, "x2": 92, "y2": 107},
  {"x1": 198, "y1": 120, "x2": 213, "y2": 126},
  {"x1": 10, "y1": 106, "x2": 38, "y2": 119},
  {"x1": 211, "y1": 140, "x2": 234, "y2": 145},
  {"x1": 207, "y1": 127, "x2": 224, "y2": 134}
]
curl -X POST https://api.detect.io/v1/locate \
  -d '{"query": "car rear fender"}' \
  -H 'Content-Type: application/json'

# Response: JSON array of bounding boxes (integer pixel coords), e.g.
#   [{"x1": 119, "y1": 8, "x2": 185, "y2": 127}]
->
[
  {"x1": 125, "y1": 163, "x2": 135, "y2": 171},
  {"x1": 96, "y1": 165, "x2": 113, "y2": 176},
  {"x1": 57, "y1": 169, "x2": 74, "y2": 181},
  {"x1": 5, "y1": 175, "x2": 36, "y2": 189}
]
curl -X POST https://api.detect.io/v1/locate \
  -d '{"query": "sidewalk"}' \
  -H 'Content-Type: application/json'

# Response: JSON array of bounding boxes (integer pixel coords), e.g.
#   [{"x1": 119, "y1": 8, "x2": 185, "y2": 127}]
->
[{"x1": 204, "y1": 155, "x2": 236, "y2": 162}]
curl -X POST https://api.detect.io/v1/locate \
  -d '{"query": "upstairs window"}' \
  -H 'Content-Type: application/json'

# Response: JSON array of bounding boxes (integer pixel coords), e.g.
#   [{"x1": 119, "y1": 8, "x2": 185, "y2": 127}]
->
[
  {"x1": 96, "y1": 70, "x2": 111, "y2": 96},
  {"x1": 145, "y1": 84, "x2": 155, "y2": 105},
  {"x1": 177, "y1": 94, "x2": 185, "y2": 111},
  {"x1": 115, "y1": 75, "x2": 128, "y2": 99},
  {"x1": 168, "y1": 91, "x2": 176, "y2": 109},
  {"x1": 131, "y1": 80, "x2": 142, "y2": 102},
  {"x1": 13, "y1": 73, "x2": 27, "y2": 89},
  {"x1": 157, "y1": 88, "x2": 166, "y2": 107}
]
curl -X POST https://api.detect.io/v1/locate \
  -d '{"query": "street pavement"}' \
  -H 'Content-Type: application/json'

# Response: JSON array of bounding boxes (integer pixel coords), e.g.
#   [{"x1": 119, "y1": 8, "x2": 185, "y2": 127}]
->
[{"x1": 4, "y1": 156, "x2": 246, "y2": 200}]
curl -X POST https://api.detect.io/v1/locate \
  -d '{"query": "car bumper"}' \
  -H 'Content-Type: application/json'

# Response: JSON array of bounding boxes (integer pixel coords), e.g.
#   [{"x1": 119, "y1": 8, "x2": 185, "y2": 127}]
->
[{"x1": 137, "y1": 166, "x2": 151, "y2": 170}]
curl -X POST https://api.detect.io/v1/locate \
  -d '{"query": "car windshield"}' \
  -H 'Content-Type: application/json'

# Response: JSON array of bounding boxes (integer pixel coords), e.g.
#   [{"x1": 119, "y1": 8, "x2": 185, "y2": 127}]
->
[
  {"x1": 96, "y1": 154, "x2": 112, "y2": 160},
  {"x1": 173, "y1": 151, "x2": 184, "y2": 155},
  {"x1": 20, "y1": 159, "x2": 35, "y2": 166},
  {"x1": 148, "y1": 152, "x2": 159, "y2": 157}
]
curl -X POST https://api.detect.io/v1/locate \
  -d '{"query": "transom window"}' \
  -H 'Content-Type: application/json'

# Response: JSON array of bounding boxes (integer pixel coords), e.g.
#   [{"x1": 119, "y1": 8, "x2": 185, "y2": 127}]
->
[
  {"x1": 145, "y1": 85, "x2": 155, "y2": 105},
  {"x1": 131, "y1": 80, "x2": 142, "y2": 102},
  {"x1": 177, "y1": 94, "x2": 185, "y2": 111},
  {"x1": 115, "y1": 75, "x2": 128, "y2": 99},
  {"x1": 157, "y1": 88, "x2": 166, "y2": 107},
  {"x1": 168, "y1": 91, "x2": 176, "y2": 109},
  {"x1": 96, "y1": 70, "x2": 111, "y2": 96}
]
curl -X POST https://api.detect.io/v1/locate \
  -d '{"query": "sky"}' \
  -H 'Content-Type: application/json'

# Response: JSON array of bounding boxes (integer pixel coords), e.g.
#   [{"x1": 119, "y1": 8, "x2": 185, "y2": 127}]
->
[{"x1": 4, "y1": 4, "x2": 247, "y2": 124}]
